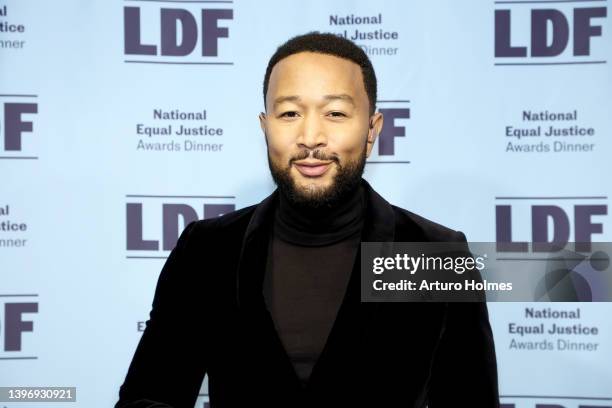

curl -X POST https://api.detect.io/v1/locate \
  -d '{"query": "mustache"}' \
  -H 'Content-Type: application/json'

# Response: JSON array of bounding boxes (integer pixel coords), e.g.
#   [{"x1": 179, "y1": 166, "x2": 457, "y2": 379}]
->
[{"x1": 289, "y1": 149, "x2": 340, "y2": 165}]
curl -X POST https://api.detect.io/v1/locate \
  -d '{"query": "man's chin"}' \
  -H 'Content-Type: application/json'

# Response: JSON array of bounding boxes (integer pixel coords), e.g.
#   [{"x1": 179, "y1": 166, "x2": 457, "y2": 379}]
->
[
  {"x1": 278, "y1": 175, "x2": 333, "y2": 207},
  {"x1": 292, "y1": 181, "x2": 331, "y2": 198}
]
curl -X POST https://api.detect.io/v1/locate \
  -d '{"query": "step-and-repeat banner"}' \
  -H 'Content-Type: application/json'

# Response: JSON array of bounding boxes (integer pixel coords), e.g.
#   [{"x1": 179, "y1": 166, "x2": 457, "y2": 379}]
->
[{"x1": 2, "y1": 1, "x2": 611, "y2": 407}]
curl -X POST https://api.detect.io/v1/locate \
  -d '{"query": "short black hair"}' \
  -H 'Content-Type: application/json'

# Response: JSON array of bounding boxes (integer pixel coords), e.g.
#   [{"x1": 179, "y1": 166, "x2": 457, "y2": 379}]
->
[{"x1": 263, "y1": 32, "x2": 377, "y2": 115}]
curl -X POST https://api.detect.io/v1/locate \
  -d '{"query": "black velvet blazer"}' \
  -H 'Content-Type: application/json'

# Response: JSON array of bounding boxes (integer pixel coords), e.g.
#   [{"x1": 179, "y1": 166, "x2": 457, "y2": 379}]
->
[{"x1": 115, "y1": 179, "x2": 500, "y2": 408}]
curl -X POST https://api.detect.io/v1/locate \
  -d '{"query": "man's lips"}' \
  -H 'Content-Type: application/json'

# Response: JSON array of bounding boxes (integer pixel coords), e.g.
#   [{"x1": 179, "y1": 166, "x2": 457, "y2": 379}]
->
[{"x1": 293, "y1": 160, "x2": 333, "y2": 177}]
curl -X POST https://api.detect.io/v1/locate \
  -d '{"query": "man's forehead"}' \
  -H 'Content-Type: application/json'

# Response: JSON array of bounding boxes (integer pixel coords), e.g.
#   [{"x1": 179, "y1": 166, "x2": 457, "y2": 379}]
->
[
  {"x1": 270, "y1": 51, "x2": 362, "y2": 81},
  {"x1": 267, "y1": 52, "x2": 366, "y2": 105}
]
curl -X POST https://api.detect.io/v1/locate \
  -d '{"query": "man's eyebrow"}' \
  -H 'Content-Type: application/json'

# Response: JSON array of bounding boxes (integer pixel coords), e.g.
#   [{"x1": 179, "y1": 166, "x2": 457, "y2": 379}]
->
[
  {"x1": 323, "y1": 94, "x2": 355, "y2": 106},
  {"x1": 272, "y1": 94, "x2": 356, "y2": 108},
  {"x1": 273, "y1": 95, "x2": 301, "y2": 107}
]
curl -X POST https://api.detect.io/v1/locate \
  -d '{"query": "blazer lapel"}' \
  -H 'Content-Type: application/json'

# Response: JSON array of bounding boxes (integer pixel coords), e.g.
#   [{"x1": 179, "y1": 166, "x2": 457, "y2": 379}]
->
[{"x1": 235, "y1": 189, "x2": 277, "y2": 309}]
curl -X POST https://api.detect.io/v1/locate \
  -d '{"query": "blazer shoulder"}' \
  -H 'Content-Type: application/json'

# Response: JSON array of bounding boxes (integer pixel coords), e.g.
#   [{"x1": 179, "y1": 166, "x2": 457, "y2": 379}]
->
[
  {"x1": 391, "y1": 205, "x2": 466, "y2": 242},
  {"x1": 171, "y1": 205, "x2": 257, "y2": 254},
  {"x1": 191, "y1": 204, "x2": 256, "y2": 233}
]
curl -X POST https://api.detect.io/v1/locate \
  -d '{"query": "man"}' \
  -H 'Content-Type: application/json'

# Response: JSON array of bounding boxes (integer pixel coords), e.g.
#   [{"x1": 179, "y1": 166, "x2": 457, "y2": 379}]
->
[{"x1": 115, "y1": 32, "x2": 499, "y2": 408}]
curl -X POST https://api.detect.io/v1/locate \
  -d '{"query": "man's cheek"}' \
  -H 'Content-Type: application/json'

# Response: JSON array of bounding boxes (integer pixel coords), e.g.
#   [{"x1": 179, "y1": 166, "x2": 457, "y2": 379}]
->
[
  {"x1": 266, "y1": 143, "x2": 286, "y2": 162},
  {"x1": 268, "y1": 136, "x2": 293, "y2": 154},
  {"x1": 339, "y1": 146, "x2": 363, "y2": 160}
]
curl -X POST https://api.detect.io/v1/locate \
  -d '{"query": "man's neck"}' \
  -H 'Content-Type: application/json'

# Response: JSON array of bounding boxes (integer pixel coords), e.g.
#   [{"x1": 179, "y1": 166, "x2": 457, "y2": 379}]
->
[{"x1": 274, "y1": 181, "x2": 366, "y2": 246}]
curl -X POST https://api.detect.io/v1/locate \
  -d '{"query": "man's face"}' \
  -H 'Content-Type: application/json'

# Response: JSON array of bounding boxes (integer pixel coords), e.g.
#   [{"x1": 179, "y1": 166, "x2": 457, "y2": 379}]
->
[{"x1": 260, "y1": 51, "x2": 383, "y2": 207}]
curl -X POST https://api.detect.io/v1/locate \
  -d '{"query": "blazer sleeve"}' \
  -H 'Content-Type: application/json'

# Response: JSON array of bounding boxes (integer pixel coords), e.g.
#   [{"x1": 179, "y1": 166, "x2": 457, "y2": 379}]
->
[
  {"x1": 426, "y1": 231, "x2": 500, "y2": 408},
  {"x1": 115, "y1": 221, "x2": 208, "y2": 408}
]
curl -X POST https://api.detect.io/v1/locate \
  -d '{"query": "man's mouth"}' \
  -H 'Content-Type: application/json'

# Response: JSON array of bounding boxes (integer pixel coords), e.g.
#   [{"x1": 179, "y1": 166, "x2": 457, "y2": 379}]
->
[{"x1": 293, "y1": 160, "x2": 333, "y2": 177}]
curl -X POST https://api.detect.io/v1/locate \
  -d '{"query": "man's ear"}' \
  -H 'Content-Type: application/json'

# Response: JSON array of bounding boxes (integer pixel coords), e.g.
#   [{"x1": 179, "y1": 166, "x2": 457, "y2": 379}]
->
[
  {"x1": 365, "y1": 111, "x2": 383, "y2": 158},
  {"x1": 259, "y1": 112, "x2": 268, "y2": 140}
]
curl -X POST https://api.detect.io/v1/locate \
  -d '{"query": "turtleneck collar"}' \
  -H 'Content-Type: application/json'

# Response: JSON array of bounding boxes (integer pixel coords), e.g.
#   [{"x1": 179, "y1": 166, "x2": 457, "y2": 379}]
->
[{"x1": 274, "y1": 180, "x2": 366, "y2": 247}]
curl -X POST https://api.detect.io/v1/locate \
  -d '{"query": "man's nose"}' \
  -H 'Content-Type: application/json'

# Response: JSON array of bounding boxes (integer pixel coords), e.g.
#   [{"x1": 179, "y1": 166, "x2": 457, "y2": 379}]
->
[{"x1": 297, "y1": 115, "x2": 327, "y2": 149}]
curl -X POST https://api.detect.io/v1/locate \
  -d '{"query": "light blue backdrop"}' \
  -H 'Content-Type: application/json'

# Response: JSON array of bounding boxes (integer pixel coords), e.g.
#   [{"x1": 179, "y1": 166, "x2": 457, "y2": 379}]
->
[{"x1": 1, "y1": 0, "x2": 611, "y2": 407}]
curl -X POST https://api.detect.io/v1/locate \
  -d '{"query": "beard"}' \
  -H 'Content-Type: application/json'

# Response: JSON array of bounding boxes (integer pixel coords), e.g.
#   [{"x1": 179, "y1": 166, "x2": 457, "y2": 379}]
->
[{"x1": 267, "y1": 142, "x2": 367, "y2": 210}]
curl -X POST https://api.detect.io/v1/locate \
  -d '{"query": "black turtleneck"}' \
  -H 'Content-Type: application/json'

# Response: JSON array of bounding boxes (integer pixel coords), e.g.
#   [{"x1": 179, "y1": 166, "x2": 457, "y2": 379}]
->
[{"x1": 262, "y1": 182, "x2": 366, "y2": 387}]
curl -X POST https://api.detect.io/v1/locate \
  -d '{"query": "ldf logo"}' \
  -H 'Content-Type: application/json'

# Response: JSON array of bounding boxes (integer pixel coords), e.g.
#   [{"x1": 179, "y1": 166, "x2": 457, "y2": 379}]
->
[
  {"x1": 368, "y1": 100, "x2": 410, "y2": 164},
  {"x1": 495, "y1": 5, "x2": 607, "y2": 64},
  {"x1": 0, "y1": 296, "x2": 38, "y2": 358},
  {"x1": 126, "y1": 194, "x2": 235, "y2": 257},
  {"x1": 124, "y1": 5, "x2": 232, "y2": 62},
  {"x1": 1, "y1": 95, "x2": 38, "y2": 158},
  {"x1": 495, "y1": 196, "x2": 607, "y2": 251}
]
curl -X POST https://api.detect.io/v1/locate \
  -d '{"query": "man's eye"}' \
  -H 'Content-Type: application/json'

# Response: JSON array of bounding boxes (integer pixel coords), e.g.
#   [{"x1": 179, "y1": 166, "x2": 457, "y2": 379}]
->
[
  {"x1": 328, "y1": 111, "x2": 347, "y2": 118},
  {"x1": 280, "y1": 111, "x2": 299, "y2": 118}
]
